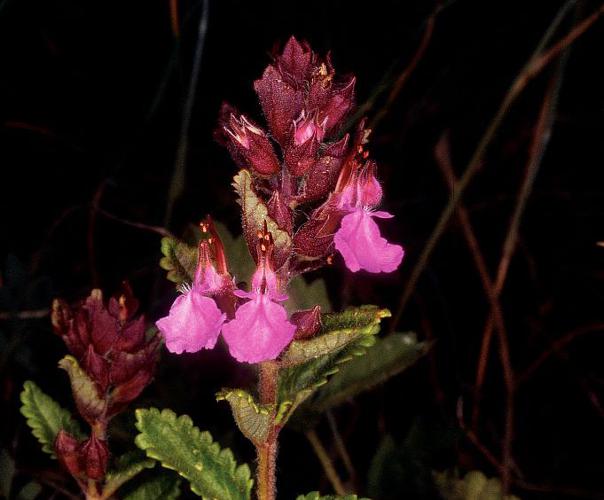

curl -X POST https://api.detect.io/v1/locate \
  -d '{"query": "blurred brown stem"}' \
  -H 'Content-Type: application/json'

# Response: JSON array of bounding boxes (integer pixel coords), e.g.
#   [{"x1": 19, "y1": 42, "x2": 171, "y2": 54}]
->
[
  {"x1": 326, "y1": 410, "x2": 356, "y2": 487},
  {"x1": 367, "y1": 2, "x2": 438, "y2": 131},
  {"x1": 305, "y1": 429, "x2": 347, "y2": 495},
  {"x1": 435, "y1": 135, "x2": 515, "y2": 490},
  {"x1": 391, "y1": 0, "x2": 602, "y2": 328},
  {"x1": 517, "y1": 323, "x2": 604, "y2": 384}
]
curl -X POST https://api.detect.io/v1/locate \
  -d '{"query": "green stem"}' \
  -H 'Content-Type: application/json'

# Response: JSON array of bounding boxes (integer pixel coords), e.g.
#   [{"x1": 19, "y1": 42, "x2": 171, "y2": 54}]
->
[{"x1": 256, "y1": 361, "x2": 279, "y2": 500}]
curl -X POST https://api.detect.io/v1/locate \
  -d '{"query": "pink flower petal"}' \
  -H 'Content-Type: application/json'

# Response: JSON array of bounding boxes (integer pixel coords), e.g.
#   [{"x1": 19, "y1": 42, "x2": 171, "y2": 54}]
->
[
  {"x1": 156, "y1": 287, "x2": 225, "y2": 354},
  {"x1": 222, "y1": 295, "x2": 296, "y2": 363},
  {"x1": 334, "y1": 209, "x2": 404, "y2": 273}
]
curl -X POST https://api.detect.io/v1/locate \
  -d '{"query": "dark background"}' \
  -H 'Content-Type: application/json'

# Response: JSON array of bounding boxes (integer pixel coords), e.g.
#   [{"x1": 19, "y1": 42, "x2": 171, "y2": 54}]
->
[{"x1": 1, "y1": 0, "x2": 603, "y2": 498}]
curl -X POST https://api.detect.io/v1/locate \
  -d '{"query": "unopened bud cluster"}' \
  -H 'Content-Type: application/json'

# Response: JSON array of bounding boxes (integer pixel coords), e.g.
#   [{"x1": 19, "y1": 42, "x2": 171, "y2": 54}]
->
[{"x1": 51, "y1": 286, "x2": 159, "y2": 490}]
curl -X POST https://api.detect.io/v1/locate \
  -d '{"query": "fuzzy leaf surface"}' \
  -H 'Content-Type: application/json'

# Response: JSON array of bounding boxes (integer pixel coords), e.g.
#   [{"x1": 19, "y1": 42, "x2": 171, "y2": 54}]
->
[
  {"x1": 20, "y1": 381, "x2": 84, "y2": 457},
  {"x1": 278, "y1": 306, "x2": 389, "y2": 425},
  {"x1": 122, "y1": 472, "x2": 181, "y2": 500},
  {"x1": 135, "y1": 408, "x2": 252, "y2": 499},
  {"x1": 160, "y1": 237, "x2": 197, "y2": 286},
  {"x1": 58, "y1": 355, "x2": 105, "y2": 423},
  {"x1": 232, "y1": 169, "x2": 292, "y2": 258},
  {"x1": 296, "y1": 333, "x2": 430, "y2": 425},
  {"x1": 216, "y1": 389, "x2": 273, "y2": 445},
  {"x1": 103, "y1": 450, "x2": 155, "y2": 498}
]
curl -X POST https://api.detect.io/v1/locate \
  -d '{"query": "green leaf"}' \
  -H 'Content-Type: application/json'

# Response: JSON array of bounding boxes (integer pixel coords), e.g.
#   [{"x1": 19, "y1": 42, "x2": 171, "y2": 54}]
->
[
  {"x1": 277, "y1": 306, "x2": 389, "y2": 425},
  {"x1": 300, "y1": 333, "x2": 430, "y2": 420},
  {"x1": 295, "y1": 492, "x2": 369, "y2": 500},
  {"x1": 58, "y1": 355, "x2": 106, "y2": 422},
  {"x1": 20, "y1": 380, "x2": 84, "y2": 457},
  {"x1": 434, "y1": 470, "x2": 521, "y2": 500},
  {"x1": 135, "y1": 408, "x2": 253, "y2": 499},
  {"x1": 286, "y1": 276, "x2": 331, "y2": 313},
  {"x1": 281, "y1": 306, "x2": 389, "y2": 366},
  {"x1": 160, "y1": 237, "x2": 198, "y2": 286},
  {"x1": 103, "y1": 450, "x2": 155, "y2": 498},
  {"x1": 216, "y1": 389, "x2": 273, "y2": 445},
  {"x1": 232, "y1": 169, "x2": 292, "y2": 256},
  {"x1": 122, "y1": 472, "x2": 181, "y2": 500}
]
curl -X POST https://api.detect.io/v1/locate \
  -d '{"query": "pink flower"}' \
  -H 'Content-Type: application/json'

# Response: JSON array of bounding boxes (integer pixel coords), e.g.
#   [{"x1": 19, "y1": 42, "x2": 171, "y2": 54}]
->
[
  {"x1": 156, "y1": 286, "x2": 226, "y2": 354},
  {"x1": 334, "y1": 164, "x2": 404, "y2": 273},
  {"x1": 156, "y1": 241, "x2": 228, "y2": 354},
  {"x1": 334, "y1": 209, "x2": 404, "y2": 273},
  {"x1": 222, "y1": 235, "x2": 295, "y2": 363},
  {"x1": 222, "y1": 294, "x2": 295, "y2": 363}
]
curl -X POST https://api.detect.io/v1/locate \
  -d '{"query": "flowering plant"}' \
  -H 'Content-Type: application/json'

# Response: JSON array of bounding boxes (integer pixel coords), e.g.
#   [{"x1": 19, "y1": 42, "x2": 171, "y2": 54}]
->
[
  {"x1": 20, "y1": 37, "x2": 427, "y2": 500},
  {"x1": 144, "y1": 37, "x2": 410, "y2": 500}
]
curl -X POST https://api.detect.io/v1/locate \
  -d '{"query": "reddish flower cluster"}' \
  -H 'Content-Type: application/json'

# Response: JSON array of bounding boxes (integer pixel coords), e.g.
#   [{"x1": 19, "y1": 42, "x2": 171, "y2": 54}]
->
[
  {"x1": 51, "y1": 286, "x2": 160, "y2": 487},
  {"x1": 218, "y1": 36, "x2": 403, "y2": 274},
  {"x1": 157, "y1": 37, "x2": 403, "y2": 364}
]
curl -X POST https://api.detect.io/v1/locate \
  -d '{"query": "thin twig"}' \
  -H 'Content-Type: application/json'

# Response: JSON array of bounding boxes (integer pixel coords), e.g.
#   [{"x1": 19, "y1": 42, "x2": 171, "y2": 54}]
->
[
  {"x1": 97, "y1": 209, "x2": 173, "y2": 238},
  {"x1": 326, "y1": 411, "x2": 356, "y2": 487},
  {"x1": 305, "y1": 429, "x2": 347, "y2": 495},
  {"x1": 368, "y1": 3, "x2": 438, "y2": 131},
  {"x1": 458, "y1": 399, "x2": 602, "y2": 499},
  {"x1": 472, "y1": 5, "x2": 571, "y2": 435},
  {"x1": 435, "y1": 135, "x2": 515, "y2": 490},
  {"x1": 391, "y1": 0, "x2": 601, "y2": 327},
  {"x1": 164, "y1": 0, "x2": 209, "y2": 227},
  {"x1": 517, "y1": 323, "x2": 604, "y2": 385}
]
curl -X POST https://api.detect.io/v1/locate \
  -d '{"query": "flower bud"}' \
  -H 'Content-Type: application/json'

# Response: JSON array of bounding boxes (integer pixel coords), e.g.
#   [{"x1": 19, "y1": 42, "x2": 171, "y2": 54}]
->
[
  {"x1": 55, "y1": 430, "x2": 84, "y2": 479},
  {"x1": 80, "y1": 436, "x2": 109, "y2": 481},
  {"x1": 284, "y1": 111, "x2": 326, "y2": 176},
  {"x1": 298, "y1": 134, "x2": 349, "y2": 203},
  {"x1": 224, "y1": 113, "x2": 281, "y2": 176},
  {"x1": 267, "y1": 191, "x2": 293, "y2": 234},
  {"x1": 291, "y1": 305, "x2": 322, "y2": 339},
  {"x1": 254, "y1": 65, "x2": 304, "y2": 146}
]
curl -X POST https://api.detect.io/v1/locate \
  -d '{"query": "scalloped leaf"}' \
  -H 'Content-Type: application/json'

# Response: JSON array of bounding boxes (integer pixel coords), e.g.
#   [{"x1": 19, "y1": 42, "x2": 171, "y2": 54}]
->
[
  {"x1": 277, "y1": 306, "x2": 389, "y2": 425},
  {"x1": 103, "y1": 450, "x2": 155, "y2": 498},
  {"x1": 160, "y1": 237, "x2": 197, "y2": 286},
  {"x1": 232, "y1": 169, "x2": 292, "y2": 257},
  {"x1": 216, "y1": 389, "x2": 273, "y2": 445},
  {"x1": 58, "y1": 355, "x2": 105, "y2": 423},
  {"x1": 294, "y1": 333, "x2": 430, "y2": 426},
  {"x1": 20, "y1": 381, "x2": 84, "y2": 457},
  {"x1": 296, "y1": 492, "x2": 369, "y2": 500},
  {"x1": 135, "y1": 408, "x2": 252, "y2": 499},
  {"x1": 122, "y1": 472, "x2": 181, "y2": 500},
  {"x1": 281, "y1": 306, "x2": 389, "y2": 366}
]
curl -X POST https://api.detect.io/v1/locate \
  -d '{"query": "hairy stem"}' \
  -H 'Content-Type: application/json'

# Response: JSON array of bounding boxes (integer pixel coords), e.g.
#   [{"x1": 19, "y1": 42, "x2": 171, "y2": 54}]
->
[{"x1": 256, "y1": 361, "x2": 279, "y2": 500}]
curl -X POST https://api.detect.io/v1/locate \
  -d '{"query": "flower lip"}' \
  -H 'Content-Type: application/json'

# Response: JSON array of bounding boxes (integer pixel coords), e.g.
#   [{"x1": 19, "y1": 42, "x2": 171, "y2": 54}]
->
[{"x1": 222, "y1": 294, "x2": 296, "y2": 363}]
